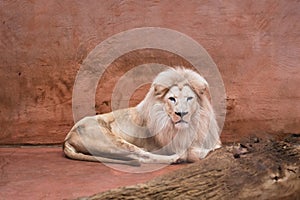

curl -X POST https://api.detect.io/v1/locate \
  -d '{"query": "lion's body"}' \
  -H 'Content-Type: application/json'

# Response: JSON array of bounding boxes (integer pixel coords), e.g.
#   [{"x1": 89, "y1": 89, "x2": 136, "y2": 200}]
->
[{"x1": 63, "y1": 68, "x2": 221, "y2": 166}]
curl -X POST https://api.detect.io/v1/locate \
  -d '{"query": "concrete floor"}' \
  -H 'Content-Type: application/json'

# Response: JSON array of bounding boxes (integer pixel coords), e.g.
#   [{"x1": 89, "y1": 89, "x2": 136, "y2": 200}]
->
[{"x1": 0, "y1": 147, "x2": 185, "y2": 200}]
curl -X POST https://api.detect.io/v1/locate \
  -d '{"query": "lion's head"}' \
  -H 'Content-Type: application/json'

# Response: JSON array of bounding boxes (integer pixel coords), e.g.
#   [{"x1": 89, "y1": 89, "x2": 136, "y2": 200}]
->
[{"x1": 137, "y1": 68, "x2": 220, "y2": 158}]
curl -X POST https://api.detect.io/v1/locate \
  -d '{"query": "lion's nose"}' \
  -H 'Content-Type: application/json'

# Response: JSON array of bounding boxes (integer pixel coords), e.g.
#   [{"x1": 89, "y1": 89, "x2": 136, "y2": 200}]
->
[{"x1": 175, "y1": 112, "x2": 188, "y2": 118}]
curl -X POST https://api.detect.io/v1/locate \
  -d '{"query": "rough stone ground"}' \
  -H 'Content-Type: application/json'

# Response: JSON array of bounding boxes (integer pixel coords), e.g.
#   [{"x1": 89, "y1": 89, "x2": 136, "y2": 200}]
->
[{"x1": 82, "y1": 134, "x2": 300, "y2": 200}]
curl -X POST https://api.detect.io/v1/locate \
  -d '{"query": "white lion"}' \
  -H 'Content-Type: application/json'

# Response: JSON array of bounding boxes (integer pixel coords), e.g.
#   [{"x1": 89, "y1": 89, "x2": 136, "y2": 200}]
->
[{"x1": 63, "y1": 68, "x2": 221, "y2": 166}]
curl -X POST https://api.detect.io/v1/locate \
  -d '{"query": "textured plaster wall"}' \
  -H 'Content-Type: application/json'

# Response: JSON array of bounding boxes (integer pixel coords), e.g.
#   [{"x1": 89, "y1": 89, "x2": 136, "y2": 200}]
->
[{"x1": 0, "y1": 0, "x2": 299, "y2": 144}]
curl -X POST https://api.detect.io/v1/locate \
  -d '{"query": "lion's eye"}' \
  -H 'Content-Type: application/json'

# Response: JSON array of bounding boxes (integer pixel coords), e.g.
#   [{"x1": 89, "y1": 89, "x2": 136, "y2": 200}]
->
[
  {"x1": 168, "y1": 97, "x2": 176, "y2": 103},
  {"x1": 187, "y1": 97, "x2": 193, "y2": 101}
]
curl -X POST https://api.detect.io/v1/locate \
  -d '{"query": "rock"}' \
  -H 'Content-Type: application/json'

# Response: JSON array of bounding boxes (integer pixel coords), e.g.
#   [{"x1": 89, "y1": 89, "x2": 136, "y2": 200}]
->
[{"x1": 83, "y1": 136, "x2": 300, "y2": 200}]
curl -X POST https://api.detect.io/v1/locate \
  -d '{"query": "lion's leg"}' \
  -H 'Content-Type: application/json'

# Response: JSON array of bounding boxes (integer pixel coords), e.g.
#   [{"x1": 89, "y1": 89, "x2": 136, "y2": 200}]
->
[
  {"x1": 113, "y1": 139, "x2": 181, "y2": 164},
  {"x1": 64, "y1": 116, "x2": 180, "y2": 165},
  {"x1": 64, "y1": 117, "x2": 143, "y2": 166},
  {"x1": 64, "y1": 131, "x2": 180, "y2": 165},
  {"x1": 63, "y1": 140, "x2": 140, "y2": 166},
  {"x1": 187, "y1": 141, "x2": 222, "y2": 162}
]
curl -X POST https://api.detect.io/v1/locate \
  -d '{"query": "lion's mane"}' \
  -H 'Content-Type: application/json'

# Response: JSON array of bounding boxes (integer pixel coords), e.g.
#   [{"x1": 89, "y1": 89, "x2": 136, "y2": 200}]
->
[{"x1": 137, "y1": 68, "x2": 220, "y2": 158}]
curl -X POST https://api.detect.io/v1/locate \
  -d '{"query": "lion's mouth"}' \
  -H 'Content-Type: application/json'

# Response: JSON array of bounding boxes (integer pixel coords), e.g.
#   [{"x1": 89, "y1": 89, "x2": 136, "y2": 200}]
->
[{"x1": 175, "y1": 119, "x2": 188, "y2": 124}]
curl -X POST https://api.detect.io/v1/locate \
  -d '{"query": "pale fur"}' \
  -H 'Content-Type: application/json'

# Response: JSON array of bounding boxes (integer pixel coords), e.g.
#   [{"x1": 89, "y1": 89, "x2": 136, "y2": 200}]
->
[
  {"x1": 63, "y1": 67, "x2": 221, "y2": 166},
  {"x1": 137, "y1": 68, "x2": 221, "y2": 159}
]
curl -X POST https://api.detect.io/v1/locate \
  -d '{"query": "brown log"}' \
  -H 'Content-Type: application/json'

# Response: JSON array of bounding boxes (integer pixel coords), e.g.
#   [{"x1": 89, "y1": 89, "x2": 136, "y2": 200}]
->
[{"x1": 82, "y1": 135, "x2": 300, "y2": 200}]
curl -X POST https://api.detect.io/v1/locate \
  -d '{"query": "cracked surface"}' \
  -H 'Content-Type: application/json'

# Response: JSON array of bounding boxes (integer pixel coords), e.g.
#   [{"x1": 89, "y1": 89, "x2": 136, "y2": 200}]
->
[{"x1": 83, "y1": 135, "x2": 300, "y2": 200}]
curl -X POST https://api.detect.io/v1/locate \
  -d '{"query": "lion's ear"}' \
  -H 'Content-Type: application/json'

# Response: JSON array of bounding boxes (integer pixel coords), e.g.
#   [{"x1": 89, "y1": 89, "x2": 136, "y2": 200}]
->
[
  {"x1": 154, "y1": 84, "x2": 169, "y2": 99},
  {"x1": 194, "y1": 84, "x2": 212, "y2": 102},
  {"x1": 201, "y1": 87, "x2": 211, "y2": 102}
]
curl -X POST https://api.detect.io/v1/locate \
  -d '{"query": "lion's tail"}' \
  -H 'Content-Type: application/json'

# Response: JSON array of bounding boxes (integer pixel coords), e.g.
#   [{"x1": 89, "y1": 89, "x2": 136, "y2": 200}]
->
[{"x1": 63, "y1": 141, "x2": 141, "y2": 167}]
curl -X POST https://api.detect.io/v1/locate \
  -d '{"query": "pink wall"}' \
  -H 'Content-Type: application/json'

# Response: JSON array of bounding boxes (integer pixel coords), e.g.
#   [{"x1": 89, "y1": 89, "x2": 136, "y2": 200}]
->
[{"x1": 0, "y1": 0, "x2": 299, "y2": 144}]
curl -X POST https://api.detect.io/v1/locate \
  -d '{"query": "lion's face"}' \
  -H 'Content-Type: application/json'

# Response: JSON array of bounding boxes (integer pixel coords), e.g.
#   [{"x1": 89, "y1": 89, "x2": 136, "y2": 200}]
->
[
  {"x1": 163, "y1": 85, "x2": 199, "y2": 129},
  {"x1": 137, "y1": 68, "x2": 220, "y2": 157}
]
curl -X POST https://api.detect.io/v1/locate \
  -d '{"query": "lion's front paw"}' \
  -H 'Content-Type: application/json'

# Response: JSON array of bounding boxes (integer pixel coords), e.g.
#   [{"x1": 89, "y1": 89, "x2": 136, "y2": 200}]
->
[
  {"x1": 170, "y1": 154, "x2": 186, "y2": 164},
  {"x1": 171, "y1": 157, "x2": 186, "y2": 164}
]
